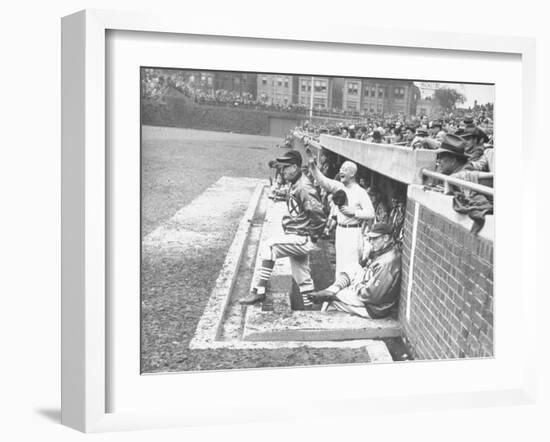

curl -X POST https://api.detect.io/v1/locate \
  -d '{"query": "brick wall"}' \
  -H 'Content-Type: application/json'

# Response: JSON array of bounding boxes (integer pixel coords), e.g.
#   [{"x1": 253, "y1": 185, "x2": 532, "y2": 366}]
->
[{"x1": 399, "y1": 196, "x2": 494, "y2": 360}]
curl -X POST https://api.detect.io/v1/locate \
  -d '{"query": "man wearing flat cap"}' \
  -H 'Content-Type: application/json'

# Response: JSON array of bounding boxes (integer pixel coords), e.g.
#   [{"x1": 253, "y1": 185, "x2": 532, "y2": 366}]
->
[
  {"x1": 307, "y1": 222, "x2": 401, "y2": 319},
  {"x1": 240, "y1": 149, "x2": 326, "y2": 308}
]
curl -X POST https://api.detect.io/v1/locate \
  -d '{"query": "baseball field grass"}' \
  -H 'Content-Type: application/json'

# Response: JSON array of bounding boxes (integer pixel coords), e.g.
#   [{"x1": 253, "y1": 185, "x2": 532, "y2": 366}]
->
[{"x1": 141, "y1": 125, "x2": 373, "y2": 372}]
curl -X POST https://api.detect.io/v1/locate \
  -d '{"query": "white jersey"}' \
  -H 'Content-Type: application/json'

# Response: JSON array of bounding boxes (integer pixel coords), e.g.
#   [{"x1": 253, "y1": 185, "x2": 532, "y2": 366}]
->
[
  {"x1": 313, "y1": 174, "x2": 375, "y2": 276},
  {"x1": 316, "y1": 177, "x2": 374, "y2": 226}
]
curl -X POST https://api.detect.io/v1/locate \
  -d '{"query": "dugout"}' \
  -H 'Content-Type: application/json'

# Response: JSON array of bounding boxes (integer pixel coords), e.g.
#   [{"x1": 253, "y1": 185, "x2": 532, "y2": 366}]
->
[{"x1": 293, "y1": 131, "x2": 494, "y2": 360}]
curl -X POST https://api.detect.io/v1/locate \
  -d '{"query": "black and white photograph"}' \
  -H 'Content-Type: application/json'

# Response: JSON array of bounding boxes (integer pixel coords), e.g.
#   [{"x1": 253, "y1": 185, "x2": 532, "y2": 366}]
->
[
  {"x1": 5, "y1": 0, "x2": 547, "y2": 438},
  {"x1": 140, "y1": 68, "x2": 494, "y2": 373}
]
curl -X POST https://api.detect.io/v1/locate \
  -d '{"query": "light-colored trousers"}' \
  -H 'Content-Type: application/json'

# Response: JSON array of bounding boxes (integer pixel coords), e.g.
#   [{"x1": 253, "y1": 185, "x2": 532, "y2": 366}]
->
[
  {"x1": 334, "y1": 225, "x2": 364, "y2": 276},
  {"x1": 263, "y1": 234, "x2": 315, "y2": 293},
  {"x1": 330, "y1": 287, "x2": 370, "y2": 318}
]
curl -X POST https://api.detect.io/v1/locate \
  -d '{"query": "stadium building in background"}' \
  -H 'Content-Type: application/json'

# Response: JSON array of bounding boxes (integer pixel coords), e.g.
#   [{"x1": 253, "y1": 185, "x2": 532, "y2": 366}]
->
[
  {"x1": 256, "y1": 74, "x2": 298, "y2": 106},
  {"x1": 297, "y1": 76, "x2": 333, "y2": 109},
  {"x1": 214, "y1": 72, "x2": 257, "y2": 96}
]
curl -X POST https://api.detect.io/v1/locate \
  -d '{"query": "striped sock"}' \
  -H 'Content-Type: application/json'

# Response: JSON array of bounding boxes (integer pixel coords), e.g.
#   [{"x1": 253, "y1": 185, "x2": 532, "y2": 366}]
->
[
  {"x1": 332, "y1": 273, "x2": 351, "y2": 291},
  {"x1": 301, "y1": 290, "x2": 313, "y2": 306},
  {"x1": 255, "y1": 259, "x2": 275, "y2": 294}
]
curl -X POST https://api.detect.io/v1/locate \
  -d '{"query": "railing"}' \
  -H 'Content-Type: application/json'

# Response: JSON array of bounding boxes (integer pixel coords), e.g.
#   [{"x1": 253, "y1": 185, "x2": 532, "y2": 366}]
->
[
  {"x1": 294, "y1": 129, "x2": 316, "y2": 138},
  {"x1": 308, "y1": 113, "x2": 366, "y2": 123},
  {"x1": 421, "y1": 169, "x2": 494, "y2": 197}
]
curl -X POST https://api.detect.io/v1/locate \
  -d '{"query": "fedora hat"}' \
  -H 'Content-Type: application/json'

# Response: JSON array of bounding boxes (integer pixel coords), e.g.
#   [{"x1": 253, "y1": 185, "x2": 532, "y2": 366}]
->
[{"x1": 435, "y1": 134, "x2": 469, "y2": 159}]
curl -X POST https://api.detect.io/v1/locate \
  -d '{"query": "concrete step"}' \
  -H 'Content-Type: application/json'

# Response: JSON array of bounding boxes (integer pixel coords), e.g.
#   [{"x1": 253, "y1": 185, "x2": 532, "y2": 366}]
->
[{"x1": 244, "y1": 288, "x2": 401, "y2": 341}]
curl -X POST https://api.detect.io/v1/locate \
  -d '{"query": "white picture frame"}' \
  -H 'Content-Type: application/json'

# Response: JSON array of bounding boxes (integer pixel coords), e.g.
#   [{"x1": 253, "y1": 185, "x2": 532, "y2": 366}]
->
[{"x1": 61, "y1": 9, "x2": 537, "y2": 433}]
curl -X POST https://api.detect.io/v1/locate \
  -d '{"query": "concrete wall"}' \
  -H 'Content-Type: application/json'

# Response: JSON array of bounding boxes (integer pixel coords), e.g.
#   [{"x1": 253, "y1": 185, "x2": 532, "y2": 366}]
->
[
  {"x1": 318, "y1": 134, "x2": 437, "y2": 184},
  {"x1": 269, "y1": 117, "x2": 301, "y2": 138},
  {"x1": 142, "y1": 94, "x2": 302, "y2": 136},
  {"x1": 399, "y1": 185, "x2": 494, "y2": 359}
]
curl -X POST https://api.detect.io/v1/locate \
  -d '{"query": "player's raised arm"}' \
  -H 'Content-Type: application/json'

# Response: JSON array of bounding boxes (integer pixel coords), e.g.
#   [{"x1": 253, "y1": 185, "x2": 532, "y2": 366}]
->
[{"x1": 305, "y1": 147, "x2": 342, "y2": 194}]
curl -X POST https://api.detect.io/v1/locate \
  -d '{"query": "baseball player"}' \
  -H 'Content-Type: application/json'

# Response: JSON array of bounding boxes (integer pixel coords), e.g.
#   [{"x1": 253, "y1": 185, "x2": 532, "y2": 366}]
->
[
  {"x1": 305, "y1": 148, "x2": 374, "y2": 276},
  {"x1": 240, "y1": 150, "x2": 326, "y2": 308}
]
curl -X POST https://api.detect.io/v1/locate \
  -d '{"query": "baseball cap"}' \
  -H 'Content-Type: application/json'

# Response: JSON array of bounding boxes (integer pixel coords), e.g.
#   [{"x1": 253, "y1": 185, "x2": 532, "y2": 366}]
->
[{"x1": 273, "y1": 149, "x2": 302, "y2": 167}]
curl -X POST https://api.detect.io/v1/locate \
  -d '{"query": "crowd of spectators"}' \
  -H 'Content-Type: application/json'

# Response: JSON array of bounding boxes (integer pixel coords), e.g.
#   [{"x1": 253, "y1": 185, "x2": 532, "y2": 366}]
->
[
  {"x1": 300, "y1": 107, "x2": 493, "y2": 180},
  {"x1": 141, "y1": 70, "x2": 172, "y2": 102},
  {"x1": 299, "y1": 106, "x2": 493, "y2": 153}
]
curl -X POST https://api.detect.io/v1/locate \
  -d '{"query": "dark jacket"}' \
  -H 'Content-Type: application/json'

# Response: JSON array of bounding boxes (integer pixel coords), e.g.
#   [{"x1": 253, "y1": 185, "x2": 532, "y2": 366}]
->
[
  {"x1": 452, "y1": 192, "x2": 493, "y2": 234},
  {"x1": 356, "y1": 243, "x2": 401, "y2": 318},
  {"x1": 281, "y1": 174, "x2": 326, "y2": 237}
]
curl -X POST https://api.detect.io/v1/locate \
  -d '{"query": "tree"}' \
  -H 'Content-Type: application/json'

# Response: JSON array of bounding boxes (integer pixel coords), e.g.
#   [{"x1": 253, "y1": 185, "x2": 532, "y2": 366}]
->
[{"x1": 433, "y1": 87, "x2": 466, "y2": 111}]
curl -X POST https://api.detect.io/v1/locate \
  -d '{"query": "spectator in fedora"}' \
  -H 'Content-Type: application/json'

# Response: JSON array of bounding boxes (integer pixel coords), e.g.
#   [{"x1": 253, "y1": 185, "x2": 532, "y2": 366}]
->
[
  {"x1": 435, "y1": 133, "x2": 470, "y2": 177},
  {"x1": 433, "y1": 133, "x2": 493, "y2": 195}
]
